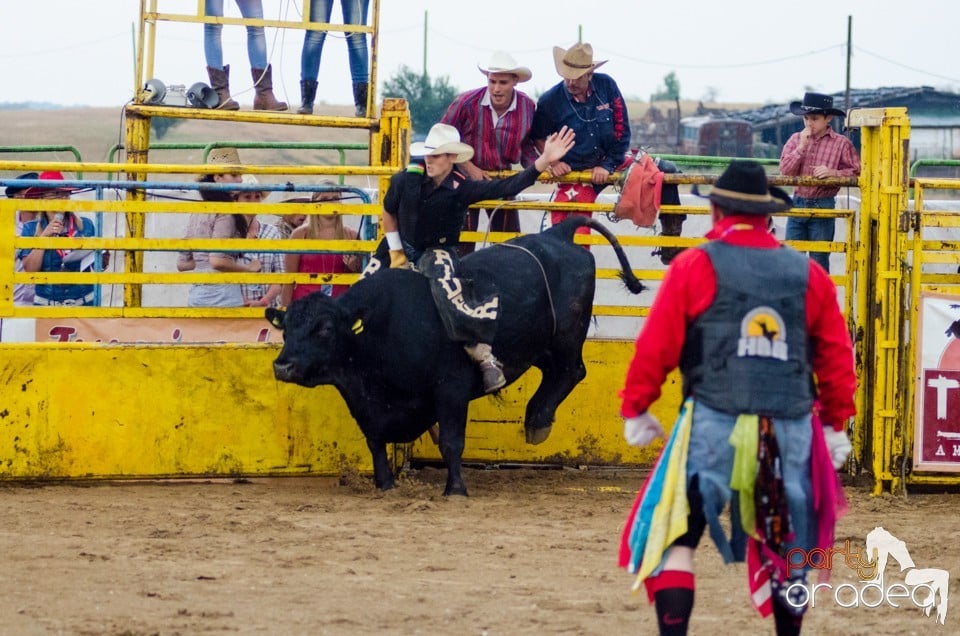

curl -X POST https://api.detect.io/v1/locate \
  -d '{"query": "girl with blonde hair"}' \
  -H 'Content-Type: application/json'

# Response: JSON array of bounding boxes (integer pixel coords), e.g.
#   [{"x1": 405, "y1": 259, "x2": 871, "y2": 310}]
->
[{"x1": 280, "y1": 183, "x2": 362, "y2": 305}]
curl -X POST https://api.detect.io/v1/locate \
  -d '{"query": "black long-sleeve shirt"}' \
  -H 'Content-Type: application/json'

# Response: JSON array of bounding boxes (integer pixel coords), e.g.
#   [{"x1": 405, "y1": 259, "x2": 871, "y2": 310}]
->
[{"x1": 383, "y1": 164, "x2": 540, "y2": 253}]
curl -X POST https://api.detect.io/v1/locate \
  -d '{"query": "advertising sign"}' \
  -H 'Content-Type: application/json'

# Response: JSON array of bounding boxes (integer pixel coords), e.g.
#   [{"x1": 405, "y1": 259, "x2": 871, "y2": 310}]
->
[{"x1": 914, "y1": 292, "x2": 960, "y2": 471}]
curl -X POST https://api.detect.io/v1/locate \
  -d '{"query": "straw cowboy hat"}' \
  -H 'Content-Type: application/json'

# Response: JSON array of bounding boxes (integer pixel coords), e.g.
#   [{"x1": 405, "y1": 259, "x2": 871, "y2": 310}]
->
[
  {"x1": 706, "y1": 160, "x2": 792, "y2": 215},
  {"x1": 552, "y1": 42, "x2": 607, "y2": 80},
  {"x1": 207, "y1": 147, "x2": 242, "y2": 165},
  {"x1": 409, "y1": 124, "x2": 475, "y2": 163},
  {"x1": 22, "y1": 170, "x2": 79, "y2": 198},
  {"x1": 789, "y1": 92, "x2": 846, "y2": 118},
  {"x1": 477, "y1": 51, "x2": 532, "y2": 83}
]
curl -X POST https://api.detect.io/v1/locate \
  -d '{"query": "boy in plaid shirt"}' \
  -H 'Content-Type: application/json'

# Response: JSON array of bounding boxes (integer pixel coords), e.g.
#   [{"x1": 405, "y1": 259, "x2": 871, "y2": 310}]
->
[{"x1": 779, "y1": 92, "x2": 861, "y2": 272}]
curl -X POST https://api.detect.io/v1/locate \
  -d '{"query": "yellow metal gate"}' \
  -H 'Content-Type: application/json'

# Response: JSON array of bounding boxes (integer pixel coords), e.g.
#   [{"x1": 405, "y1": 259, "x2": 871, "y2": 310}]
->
[{"x1": 0, "y1": 58, "x2": 952, "y2": 497}]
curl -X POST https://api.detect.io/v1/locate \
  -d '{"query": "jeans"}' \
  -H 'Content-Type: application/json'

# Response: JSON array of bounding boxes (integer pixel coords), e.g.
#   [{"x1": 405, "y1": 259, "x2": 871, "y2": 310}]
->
[
  {"x1": 785, "y1": 196, "x2": 836, "y2": 272},
  {"x1": 204, "y1": 0, "x2": 267, "y2": 70},
  {"x1": 301, "y1": 0, "x2": 370, "y2": 83},
  {"x1": 685, "y1": 402, "x2": 815, "y2": 562},
  {"x1": 33, "y1": 291, "x2": 95, "y2": 306}
]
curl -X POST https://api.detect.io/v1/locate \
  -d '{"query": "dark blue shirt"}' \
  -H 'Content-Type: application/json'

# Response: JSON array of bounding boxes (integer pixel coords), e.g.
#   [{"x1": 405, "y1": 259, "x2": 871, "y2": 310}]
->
[
  {"x1": 18, "y1": 215, "x2": 96, "y2": 302},
  {"x1": 530, "y1": 73, "x2": 631, "y2": 173}
]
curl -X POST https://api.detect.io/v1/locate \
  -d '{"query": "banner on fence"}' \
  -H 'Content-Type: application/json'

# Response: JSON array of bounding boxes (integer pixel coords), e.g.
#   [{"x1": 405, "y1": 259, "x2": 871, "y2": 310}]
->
[
  {"x1": 915, "y1": 292, "x2": 960, "y2": 471},
  {"x1": 32, "y1": 318, "x2": 281, "y2": 344}
]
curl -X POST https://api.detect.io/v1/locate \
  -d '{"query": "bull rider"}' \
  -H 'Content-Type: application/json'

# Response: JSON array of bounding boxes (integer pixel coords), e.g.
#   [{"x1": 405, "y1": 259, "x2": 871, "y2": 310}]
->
[{"x1": 365, "y1": 122, "x2": 575, "y2": 393}]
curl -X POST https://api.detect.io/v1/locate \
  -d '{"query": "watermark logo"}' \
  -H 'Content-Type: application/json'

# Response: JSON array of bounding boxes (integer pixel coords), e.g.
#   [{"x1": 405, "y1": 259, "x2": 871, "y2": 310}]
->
[{"x1": 784, "y1": 526, "x2": 949, "y2": 625}]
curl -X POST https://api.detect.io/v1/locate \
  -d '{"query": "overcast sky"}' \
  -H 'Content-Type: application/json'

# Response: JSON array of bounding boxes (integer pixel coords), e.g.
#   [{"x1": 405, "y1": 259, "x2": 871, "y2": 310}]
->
[{"x1": 2, "y1": 0, "x2": 958, "y2": 109}]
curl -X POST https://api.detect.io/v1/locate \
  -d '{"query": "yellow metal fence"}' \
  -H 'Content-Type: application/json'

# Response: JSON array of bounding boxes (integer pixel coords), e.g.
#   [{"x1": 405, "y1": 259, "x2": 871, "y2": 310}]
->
[
  {"x1": 6, "y1": 108, "x2": 939, "y2": 494},
  {"x1": 0, "y1": 166, "x2": 863, "y2": 483}
]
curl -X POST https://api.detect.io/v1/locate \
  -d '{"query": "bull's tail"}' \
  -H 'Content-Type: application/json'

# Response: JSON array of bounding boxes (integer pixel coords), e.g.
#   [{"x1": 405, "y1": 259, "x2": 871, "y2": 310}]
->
[{"x1": 558, "y1": 217, "x2": 646, "y2": 294}]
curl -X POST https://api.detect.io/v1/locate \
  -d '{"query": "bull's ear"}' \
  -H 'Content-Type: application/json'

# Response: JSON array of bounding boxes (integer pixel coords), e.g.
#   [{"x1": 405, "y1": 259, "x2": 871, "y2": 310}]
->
[{"x1": 265, "y1": 307, "x2": 286, "y2": 330}]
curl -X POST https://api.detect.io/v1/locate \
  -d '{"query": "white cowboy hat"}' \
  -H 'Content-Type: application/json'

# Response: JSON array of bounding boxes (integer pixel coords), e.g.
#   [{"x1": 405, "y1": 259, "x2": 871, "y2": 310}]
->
[
  {"x1": 477, "y1": 51, "x2": 532, "y2": 83},
  {"x1": 240, "y1": 173, "x2": 268, "y2": 200},
  {"x1": 552, "y1": 42, "x2": 607, "y2": 80},
  {"x1": 409, "y1": 124, "x2": 475, "y2": 163}
]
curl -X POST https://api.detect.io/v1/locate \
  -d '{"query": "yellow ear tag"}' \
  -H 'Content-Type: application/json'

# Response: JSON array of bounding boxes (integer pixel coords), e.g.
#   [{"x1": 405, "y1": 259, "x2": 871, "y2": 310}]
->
[{"x1": 351, "y1": 319, "x2": 364, "y2": 334}]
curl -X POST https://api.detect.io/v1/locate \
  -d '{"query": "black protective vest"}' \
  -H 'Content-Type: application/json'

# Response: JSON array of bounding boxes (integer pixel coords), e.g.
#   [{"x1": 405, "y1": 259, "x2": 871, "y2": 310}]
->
[{"x1": 679, "y1": 241, "x2": 814, "y2": 418}]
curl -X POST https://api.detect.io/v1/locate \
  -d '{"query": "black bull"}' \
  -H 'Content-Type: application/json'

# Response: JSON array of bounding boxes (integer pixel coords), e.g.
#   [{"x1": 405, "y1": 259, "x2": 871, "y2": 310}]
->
[{"x1": 266, "y1": 217, "x2": 645, "y2": 495}]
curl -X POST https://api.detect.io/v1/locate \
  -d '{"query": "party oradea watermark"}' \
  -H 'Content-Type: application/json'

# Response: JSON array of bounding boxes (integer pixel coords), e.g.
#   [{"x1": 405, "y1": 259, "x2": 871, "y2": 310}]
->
[{"x1": 783, "y1": 526, "x2": 949, "y2": 625}]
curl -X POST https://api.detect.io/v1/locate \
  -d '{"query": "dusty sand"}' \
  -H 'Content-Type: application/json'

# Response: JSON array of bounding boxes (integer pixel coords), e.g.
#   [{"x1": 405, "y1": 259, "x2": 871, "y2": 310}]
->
[{"x1": 0, "y1": 468, "x2": 956, "y2": 635}]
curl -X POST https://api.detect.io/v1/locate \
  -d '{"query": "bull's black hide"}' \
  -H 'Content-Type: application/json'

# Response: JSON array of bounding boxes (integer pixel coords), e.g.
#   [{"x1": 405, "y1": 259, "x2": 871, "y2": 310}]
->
[{"x1": 266, "y1": 217, "x2": 645, "y2": 496}]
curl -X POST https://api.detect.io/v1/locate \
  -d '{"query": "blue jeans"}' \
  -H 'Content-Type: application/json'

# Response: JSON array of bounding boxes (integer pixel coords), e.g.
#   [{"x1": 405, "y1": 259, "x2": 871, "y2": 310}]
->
[
  {"x1": 204, "y1": 0, "x2": 267, "y2": 70},
  {"x1": 301, "y1": 0, "x2": 370, "y2": 83},
  {"x1": 686, "y1": 402, "x2": 815, "y2": 563},
  {"x1": 786, "y1": 196, "x2": 836, "y2": 272}
]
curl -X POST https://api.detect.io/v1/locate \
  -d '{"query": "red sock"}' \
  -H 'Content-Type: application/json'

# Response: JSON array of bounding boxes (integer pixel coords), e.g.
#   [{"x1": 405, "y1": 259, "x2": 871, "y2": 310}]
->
[{"x1": 646, "y1": 570, "x2": 695, "y2": 636}]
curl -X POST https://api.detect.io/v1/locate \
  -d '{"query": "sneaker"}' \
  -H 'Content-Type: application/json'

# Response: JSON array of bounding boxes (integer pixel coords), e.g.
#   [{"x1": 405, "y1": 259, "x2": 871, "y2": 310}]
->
[{"x1": 480, "y1": 359, "x2": 506, "y2": 394}]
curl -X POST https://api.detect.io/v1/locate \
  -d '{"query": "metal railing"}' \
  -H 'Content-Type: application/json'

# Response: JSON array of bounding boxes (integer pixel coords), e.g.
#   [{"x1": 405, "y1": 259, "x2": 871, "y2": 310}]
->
[{"x1": 105, "y1": 142, "x2": 368, "y2": 182}]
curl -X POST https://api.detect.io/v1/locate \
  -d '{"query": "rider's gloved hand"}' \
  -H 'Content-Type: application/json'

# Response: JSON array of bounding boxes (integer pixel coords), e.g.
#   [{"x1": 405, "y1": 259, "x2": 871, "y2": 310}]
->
[
  {"x1": 386, "y1": 231, "x2": 413, "y2": 269},
  {"x1": 389, "y1": 249, "x2": 411, "y2": 269}
]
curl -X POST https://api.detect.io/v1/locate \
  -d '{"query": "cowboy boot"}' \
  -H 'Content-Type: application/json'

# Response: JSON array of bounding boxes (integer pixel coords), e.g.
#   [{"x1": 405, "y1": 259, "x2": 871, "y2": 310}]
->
[
  {"x1": 465, "y1": 343, "x2": 505, "y2": 394},
  {"x1": 298, "y1": 79, "x2": 318, "y2": 115},
  {"x1": 250, "y1": 65, "x2": 288, "y2": 111},
  {"x1": 206, "y1": 65, "x2": 240, "y2": 110},
  {"x1": 352, "y1": 81, "x2": 368, "y2": 117}
]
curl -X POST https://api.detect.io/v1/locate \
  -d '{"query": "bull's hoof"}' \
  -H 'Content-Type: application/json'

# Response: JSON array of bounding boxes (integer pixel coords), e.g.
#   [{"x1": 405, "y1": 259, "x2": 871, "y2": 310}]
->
[
  {"x1": 525, "y1": 426, "x2": 552, "y2": 445},
  {"x1": 443, "y1": 484, "x2": 468, "y2": 497},
  {"x1": 374, "y1": 478, "x2": 396, "y2": 491}
]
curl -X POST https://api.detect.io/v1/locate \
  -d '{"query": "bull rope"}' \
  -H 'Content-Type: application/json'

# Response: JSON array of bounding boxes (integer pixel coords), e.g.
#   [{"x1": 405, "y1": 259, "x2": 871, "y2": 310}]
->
[
  {"x1": 477, "y1": 202, "x2": 506, "y2": 251},
  {"x1": 493, "y1": 242, "x2": 558, "y2": 337}
]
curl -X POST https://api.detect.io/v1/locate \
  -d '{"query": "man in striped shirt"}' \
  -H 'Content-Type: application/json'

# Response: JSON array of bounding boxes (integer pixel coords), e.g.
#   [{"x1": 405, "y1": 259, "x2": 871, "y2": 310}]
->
[
  {"x1": 779, "y1": 92, "x2": 861, "y2": 272},
  {"x1": 440, "y1": 51, "x2": 538, "y2": 254}
]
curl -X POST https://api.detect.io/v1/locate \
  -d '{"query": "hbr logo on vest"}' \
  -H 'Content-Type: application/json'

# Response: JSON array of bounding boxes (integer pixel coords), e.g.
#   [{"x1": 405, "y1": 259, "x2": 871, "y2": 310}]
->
[{"x1": 738, "y1": 306, "x2": 788, "y2": 361}]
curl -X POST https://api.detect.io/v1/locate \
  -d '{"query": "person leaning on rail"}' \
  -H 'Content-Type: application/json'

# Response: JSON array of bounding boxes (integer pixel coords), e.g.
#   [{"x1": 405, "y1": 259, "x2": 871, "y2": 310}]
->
[
  {"x1": 530, "y1": 42, "x2": 631, "y2": 242},
  {"x1": 280, "y1": 184, "x2": 363, "y2": 306},
  {"x1": 236, "y1": 175, "x2": 285, "y2": 308},
  {"x1": 439, "y1": 50, "x2": 538, "y2": 256},
  {"x1": 7, "y1": 172, "x2": 39, "y2": 305},
  {"x1": 17, "y1": 171, "x2": 106, "y2": 307},
  {"x1": 178, "y1": 148, "x2": 263, "y2": 307},
  {"x1": 779, "y1": 92, "x2": 861, "y2": 273}
]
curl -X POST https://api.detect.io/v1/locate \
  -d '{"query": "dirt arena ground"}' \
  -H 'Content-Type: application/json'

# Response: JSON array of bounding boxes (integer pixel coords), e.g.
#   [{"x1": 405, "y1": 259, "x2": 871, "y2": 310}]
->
[{"x1": 0, "y1": 467, "x2": 956, "y2": 635}]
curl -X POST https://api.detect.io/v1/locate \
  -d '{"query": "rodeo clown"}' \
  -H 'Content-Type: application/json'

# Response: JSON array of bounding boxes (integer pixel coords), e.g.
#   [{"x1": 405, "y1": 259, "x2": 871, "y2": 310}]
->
[
  {"x1": 364, "y1": 122, "x2": 575, "y2": 394},
  {"x1": 617, "y1": 160, "x2": 856, "y2": 635}
]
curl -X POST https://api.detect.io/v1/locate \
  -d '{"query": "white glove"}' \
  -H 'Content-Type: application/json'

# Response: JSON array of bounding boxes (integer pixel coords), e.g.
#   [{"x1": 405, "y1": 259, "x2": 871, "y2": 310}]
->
[
  {"x1": 823, "y1": 428, "x2": 852, "y2": 470},
  {"x1": 624, "y1": 412, "x2": 665, "y2": 447}
]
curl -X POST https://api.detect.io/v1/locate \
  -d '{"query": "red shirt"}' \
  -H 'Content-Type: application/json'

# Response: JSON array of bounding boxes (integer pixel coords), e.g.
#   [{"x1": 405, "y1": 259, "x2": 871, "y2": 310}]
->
[
  {"x1": 292, "y1": 252, "x2": 351, "y2": 300},
  {"x1": 619, "y1": 215, "x2": 856, "y2": 428}
]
